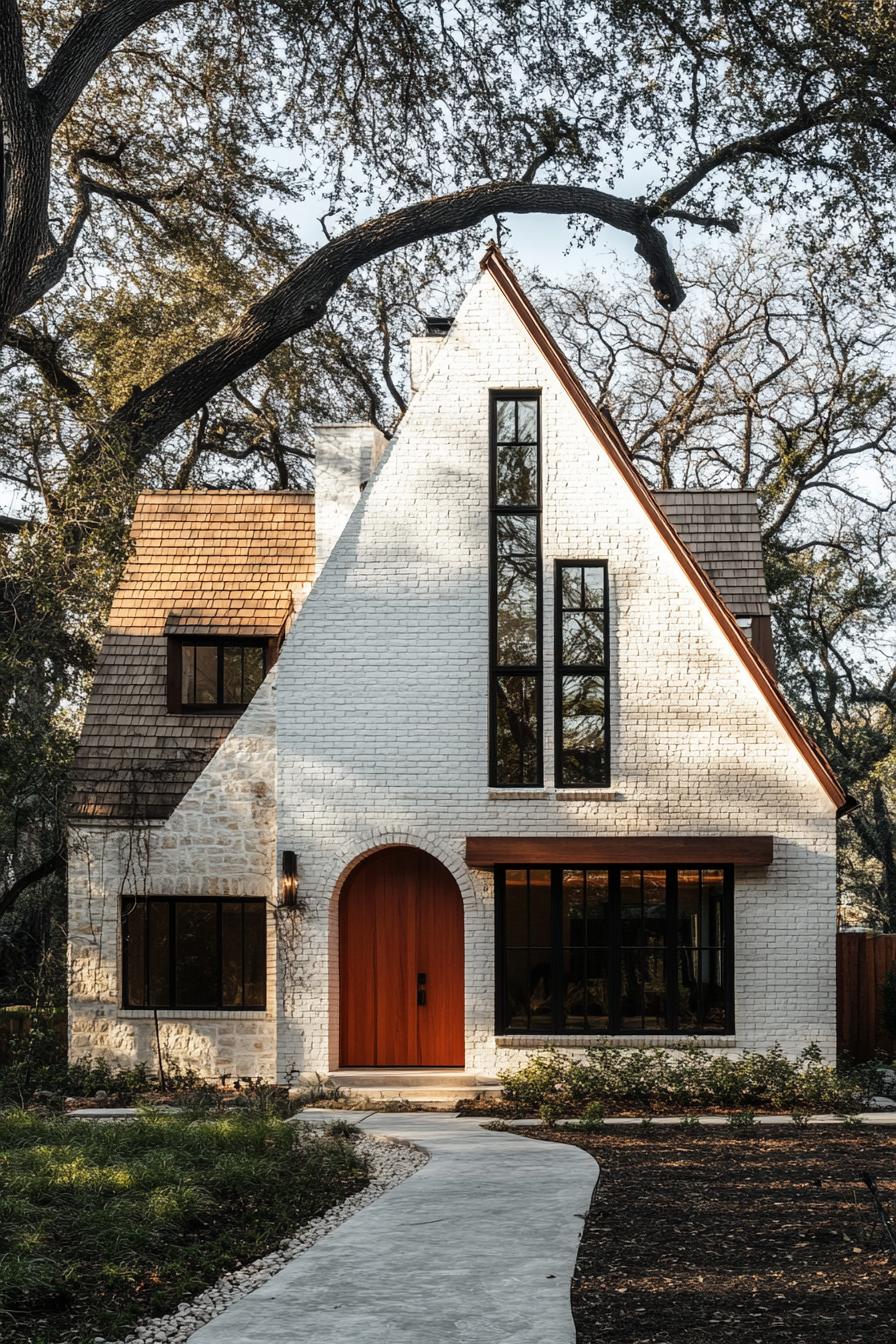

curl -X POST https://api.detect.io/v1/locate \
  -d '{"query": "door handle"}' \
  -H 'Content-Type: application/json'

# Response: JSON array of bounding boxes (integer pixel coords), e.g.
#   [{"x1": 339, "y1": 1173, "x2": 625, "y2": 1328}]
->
[{"x1": 417, "y1": 971, "x2": 427, "y2": 1006}]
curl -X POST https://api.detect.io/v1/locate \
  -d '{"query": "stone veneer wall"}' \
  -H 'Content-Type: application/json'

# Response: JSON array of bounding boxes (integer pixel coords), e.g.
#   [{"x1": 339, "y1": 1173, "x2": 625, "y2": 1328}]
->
[
  {"x1": 273, "y1": 265, "x2": 838, "y2": 1080},
  {"x1": 67, "y1": 675, "x2": 280, "y2": 1079}
]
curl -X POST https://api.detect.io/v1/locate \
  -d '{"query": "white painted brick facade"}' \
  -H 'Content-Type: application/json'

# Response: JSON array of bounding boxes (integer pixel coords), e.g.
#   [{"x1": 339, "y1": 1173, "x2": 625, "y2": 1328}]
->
[{"x1": 68, "y1": 264, "x2": 838, "y2": 1081}]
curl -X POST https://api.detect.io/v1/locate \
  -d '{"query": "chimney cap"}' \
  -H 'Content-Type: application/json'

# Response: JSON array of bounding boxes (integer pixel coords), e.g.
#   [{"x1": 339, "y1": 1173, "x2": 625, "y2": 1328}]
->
[{"x1": 424, "y1": 315, "x2": 453, "y2": 337}]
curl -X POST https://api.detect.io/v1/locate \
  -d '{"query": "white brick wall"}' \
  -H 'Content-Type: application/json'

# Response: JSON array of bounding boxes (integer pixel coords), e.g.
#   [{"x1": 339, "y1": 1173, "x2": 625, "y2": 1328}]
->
[
  {"x1": 68, "y1": 263, "x2": 838, "y2": 1082},
  {"x1": 275, "y1": 266, "x2": 837, "y2": 1077}
]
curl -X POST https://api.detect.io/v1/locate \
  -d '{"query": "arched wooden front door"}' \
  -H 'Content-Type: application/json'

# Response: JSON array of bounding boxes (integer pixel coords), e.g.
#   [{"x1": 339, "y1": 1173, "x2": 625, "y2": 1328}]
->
[{"x1": 339, "y1": 847, "x2": 464, "y2": 1067}]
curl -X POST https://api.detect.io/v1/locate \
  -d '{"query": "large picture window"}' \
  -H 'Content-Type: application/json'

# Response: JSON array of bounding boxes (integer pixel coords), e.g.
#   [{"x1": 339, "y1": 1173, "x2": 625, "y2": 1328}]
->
[
  {"x1": 555, "y1": 561, "x2": 609, "y2": 785},
  {"x1": 490, "y1": 392, "x2": 542, "y2": 786},
  {"x1": 122, "y1": 897, "x2": 267, "y2": 1010},
  {"x1": 496, "y1": 865, "x2": 732, "y2": 1034}
]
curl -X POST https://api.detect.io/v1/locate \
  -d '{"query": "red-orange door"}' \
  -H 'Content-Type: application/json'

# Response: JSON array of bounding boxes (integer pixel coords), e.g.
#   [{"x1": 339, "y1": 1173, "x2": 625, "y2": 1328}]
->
[{"x1": 339, "y1": 847, "x2": 464, "y2": 1067}]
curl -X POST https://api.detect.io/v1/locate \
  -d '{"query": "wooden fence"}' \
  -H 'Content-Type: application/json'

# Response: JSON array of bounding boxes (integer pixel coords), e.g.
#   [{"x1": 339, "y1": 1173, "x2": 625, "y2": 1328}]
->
[{"x1": 837, "y1": 931, "x2": 896, "y2": 1062}]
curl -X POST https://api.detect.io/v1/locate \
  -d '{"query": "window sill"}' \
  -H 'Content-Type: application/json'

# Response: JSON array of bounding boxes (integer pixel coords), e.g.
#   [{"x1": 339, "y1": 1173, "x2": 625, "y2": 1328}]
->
[
  {"x1": 487, "y1": 788, "x2": 552, "y2": 799},
  {"x1": 118, "y1": 1009, "x2": 270, "y2": 1022},
  {"x1": 554, "y1": 788, "x2": 622, "y2": 801},
  {"x1": 487, "y1": 788, "x2": 622, "y2": 801},
  {"x1": 495, "y1": 1034, "x2": 737, "y2": 1049}
]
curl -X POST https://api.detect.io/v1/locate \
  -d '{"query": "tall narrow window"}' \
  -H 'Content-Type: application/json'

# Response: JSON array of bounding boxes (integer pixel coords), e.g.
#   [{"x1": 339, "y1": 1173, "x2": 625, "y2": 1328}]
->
[
  {"x1": 490, "y1": 393, "x2": 541, "y2": 786},
  {"x1": 555, "y1": 561, "x2": 609, "y2": 785}
]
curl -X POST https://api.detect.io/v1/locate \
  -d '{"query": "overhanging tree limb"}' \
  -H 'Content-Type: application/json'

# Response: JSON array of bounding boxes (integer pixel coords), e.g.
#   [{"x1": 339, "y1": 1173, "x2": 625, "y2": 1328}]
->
[
  {"x1": 34, "y1": 0, "x2": 188, "y2": 131},
  {"x1": 3, "y1": 322, "x2": 90, "y2": 410},
  {"x1": 0, "y1": 852, "x2": 65, "y2": 918},
  {"x1": 106, "y1": 179, "x2": 689, "y2": 457}
]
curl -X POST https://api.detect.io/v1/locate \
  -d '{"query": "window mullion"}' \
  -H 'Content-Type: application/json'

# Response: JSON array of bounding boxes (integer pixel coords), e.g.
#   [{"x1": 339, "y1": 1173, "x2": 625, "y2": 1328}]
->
[
  {"x1": 551, "y1": 868, "x2": 564, "y2": 1032},
  {"x1": 724, "y1": 867, "x2": 735, "y2": 1033},
  {"x1": 667, "y1": 867, "x2": 678, "y2": 1033},
  {"x1": 169, "y1": 901, "x2": 177, "y2": 1011},
  {"x1": 608, "y1": 867, "x2": 621, "y2": 1032}
]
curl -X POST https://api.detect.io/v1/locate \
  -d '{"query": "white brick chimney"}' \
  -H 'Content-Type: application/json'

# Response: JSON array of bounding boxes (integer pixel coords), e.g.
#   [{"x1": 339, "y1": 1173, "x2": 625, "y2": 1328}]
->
[
  {"x1": 409, "y1": 316, "x2": 453, "y2": 394},
  {"x1": 408, "y1": 336, "x2": 442, "y2": 393},
  {"x1": 314, "y1": 423, "x2": 388, "y2": 575}
]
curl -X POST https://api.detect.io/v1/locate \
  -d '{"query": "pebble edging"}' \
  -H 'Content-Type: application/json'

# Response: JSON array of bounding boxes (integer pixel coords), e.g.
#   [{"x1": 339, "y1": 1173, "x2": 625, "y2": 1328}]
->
[{"x1": 95, "y1": 1132, "x2": 428, "y2": 1344}]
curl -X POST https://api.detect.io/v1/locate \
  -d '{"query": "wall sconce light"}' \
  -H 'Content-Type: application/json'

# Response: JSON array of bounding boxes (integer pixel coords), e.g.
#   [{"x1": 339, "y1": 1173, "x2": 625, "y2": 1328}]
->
[{"x1": 281, "y1": 850, "x2": 299, "y2": 907}]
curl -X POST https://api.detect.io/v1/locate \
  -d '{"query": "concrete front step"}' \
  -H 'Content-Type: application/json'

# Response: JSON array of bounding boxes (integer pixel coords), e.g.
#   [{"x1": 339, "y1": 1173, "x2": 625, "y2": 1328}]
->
[
  {"x1": 329, "y1": 1071, "x2": 499, "y2": 1090},
  {"x1": 342, "y1": 1086, "x2": 502, "y2": 1102},
  {"x1": 326, "y1": 1070, "x2": 503, "y2": 1107}
]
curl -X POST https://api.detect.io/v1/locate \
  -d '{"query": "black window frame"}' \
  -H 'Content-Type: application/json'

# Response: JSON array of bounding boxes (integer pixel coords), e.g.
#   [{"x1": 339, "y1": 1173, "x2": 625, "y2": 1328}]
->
[
  {"x1": 554, "y1": 560, "x2": 610, "y2": 787},
  {"x1": 121, "y1": 895, "x2": 267, "y2": 1010},
  {"x1": 489, "y1": 390, "x2": 543, "y2": 787},
  {"x1": 495, "y1": 864, "x2": 734, "y2": 1035},
  {"x1": 169, "y1": 636, "x2": 268, "y2": 714}
]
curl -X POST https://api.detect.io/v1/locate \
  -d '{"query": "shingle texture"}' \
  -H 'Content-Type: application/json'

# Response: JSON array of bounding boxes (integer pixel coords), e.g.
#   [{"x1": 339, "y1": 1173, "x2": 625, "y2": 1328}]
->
[
  {"x1": 71, "y1": 490, "x2": 314, "y2": 819},
  {"x1": 653, "y1": 489, "x2": 770, "y2": 617}
]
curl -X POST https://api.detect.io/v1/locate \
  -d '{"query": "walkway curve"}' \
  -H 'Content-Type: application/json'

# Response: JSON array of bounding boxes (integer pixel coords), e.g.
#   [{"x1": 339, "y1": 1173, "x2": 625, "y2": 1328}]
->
[{"x1": 188, "y1": 1111, "x2": 599, "y2": 1344}]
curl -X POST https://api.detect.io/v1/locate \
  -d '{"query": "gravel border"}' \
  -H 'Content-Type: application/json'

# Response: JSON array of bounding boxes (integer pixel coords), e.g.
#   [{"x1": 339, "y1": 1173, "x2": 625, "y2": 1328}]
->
[{"x1": 100, "y1": 1131, "x2": 428, "y2": 1344}]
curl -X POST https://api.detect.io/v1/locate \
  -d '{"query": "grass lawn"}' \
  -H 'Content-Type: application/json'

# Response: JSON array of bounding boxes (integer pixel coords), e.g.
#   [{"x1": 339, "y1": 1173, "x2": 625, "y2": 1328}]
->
[
  {"x1": 0, "y1": 1109, "x2": 367, "y2": 1344},
  {"x1": 539, "y1": 1126, "x2": 896, "y2": 1343}
]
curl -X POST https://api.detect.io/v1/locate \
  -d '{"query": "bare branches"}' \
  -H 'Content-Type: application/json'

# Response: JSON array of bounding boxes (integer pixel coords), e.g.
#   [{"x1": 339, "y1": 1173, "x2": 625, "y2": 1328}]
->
[{"x1": 650, "y1": 97, "x2": 848, "y2": 217}]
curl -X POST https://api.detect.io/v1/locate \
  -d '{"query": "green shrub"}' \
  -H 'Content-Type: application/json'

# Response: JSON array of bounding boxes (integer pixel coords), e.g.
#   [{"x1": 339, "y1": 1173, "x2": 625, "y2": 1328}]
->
[
  {"x1": 728, "y1": 1109, "x2": 757, "y2": 1131},
  {"x1": 538, "y1": 1099, "x2": 562, "y2": 1128},
  {"x1": 574, "y1": 1101, "x2": 606, "y2": 1133},
  {"x1": 0, "y1": 1111, "x2": 367, "y2": 1344},
  {"x1": 498, "y1": 1043, "x2": 873, "y2": 1115}
]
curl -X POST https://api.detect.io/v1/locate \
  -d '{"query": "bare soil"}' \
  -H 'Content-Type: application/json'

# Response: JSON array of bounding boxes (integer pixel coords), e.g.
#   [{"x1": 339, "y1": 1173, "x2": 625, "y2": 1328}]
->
[{"x1": 535, "y1": 1126, "x2": 896, "y2": 1343}]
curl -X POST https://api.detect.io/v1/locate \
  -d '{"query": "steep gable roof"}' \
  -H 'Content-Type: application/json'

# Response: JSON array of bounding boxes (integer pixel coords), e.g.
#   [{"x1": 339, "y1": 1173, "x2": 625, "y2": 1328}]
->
[
  {"x1": 71, "y1": 490, "x2": 314, "y2": 819},
  {"x1": 481, "y1": 244, "x2": 847, "y2": 812}
]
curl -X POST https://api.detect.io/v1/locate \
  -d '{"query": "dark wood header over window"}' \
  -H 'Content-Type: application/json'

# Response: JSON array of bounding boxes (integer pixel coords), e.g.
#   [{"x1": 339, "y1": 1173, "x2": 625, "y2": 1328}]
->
[{"x1": 467, "y1": 835, "x2": 773, "y2": 868}]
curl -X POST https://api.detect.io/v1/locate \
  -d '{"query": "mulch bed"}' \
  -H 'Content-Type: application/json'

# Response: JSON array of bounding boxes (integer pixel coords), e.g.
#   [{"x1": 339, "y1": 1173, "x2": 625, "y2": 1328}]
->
[{"x1": 536, "y1": 1127, "x2": 896, "y2": 1343}]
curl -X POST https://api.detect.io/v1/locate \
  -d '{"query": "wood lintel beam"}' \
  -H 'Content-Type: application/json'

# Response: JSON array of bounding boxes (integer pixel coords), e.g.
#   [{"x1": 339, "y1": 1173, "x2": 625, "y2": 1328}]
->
[{"x1": 465, "y1": 835, "x2": 774, "y2": 868}]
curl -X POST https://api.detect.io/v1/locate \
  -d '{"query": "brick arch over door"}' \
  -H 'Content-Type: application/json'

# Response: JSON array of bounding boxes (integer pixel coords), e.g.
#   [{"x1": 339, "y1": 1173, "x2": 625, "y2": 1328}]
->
[{"x1": 338, "y1": 846, "x2": 465, "y2": 1067}]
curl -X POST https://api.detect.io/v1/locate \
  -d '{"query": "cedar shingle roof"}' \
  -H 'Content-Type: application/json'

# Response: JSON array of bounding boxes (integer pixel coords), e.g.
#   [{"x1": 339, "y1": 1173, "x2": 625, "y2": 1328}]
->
[
  {"x1": 71, "y1": 490, "x2": 315, "y2": 819},
  {"x1": 653, "y1": 490, "x2": 770, "y2": 617}
]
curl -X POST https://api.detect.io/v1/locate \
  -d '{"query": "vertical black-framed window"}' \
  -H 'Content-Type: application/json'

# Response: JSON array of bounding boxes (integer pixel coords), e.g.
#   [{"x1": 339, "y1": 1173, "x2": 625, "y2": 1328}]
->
[
  {"x1": 122, "y1": 897, "x2": 267, "y2": 1009},
  {"x1": 555, "y1": 561, "x2": 609, "y2": 786},
  {"x1": 490, "y1": 392, "x2": 542, "y2": 786},
  {"x1": 495, "y1": 865, "x2": 733, "y2": 1034}
]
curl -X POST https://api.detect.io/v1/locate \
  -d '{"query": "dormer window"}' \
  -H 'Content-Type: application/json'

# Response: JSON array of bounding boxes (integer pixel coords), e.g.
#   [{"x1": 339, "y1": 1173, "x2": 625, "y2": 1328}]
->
[{"x1": 169, "y1": 637, "x2": 267, "y2": 712}]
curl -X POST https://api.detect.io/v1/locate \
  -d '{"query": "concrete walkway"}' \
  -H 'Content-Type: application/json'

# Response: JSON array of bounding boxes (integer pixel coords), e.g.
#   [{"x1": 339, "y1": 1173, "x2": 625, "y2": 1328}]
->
[{"x1": 187, "y1": 1111, "x2": 598, "y2": 1344}]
